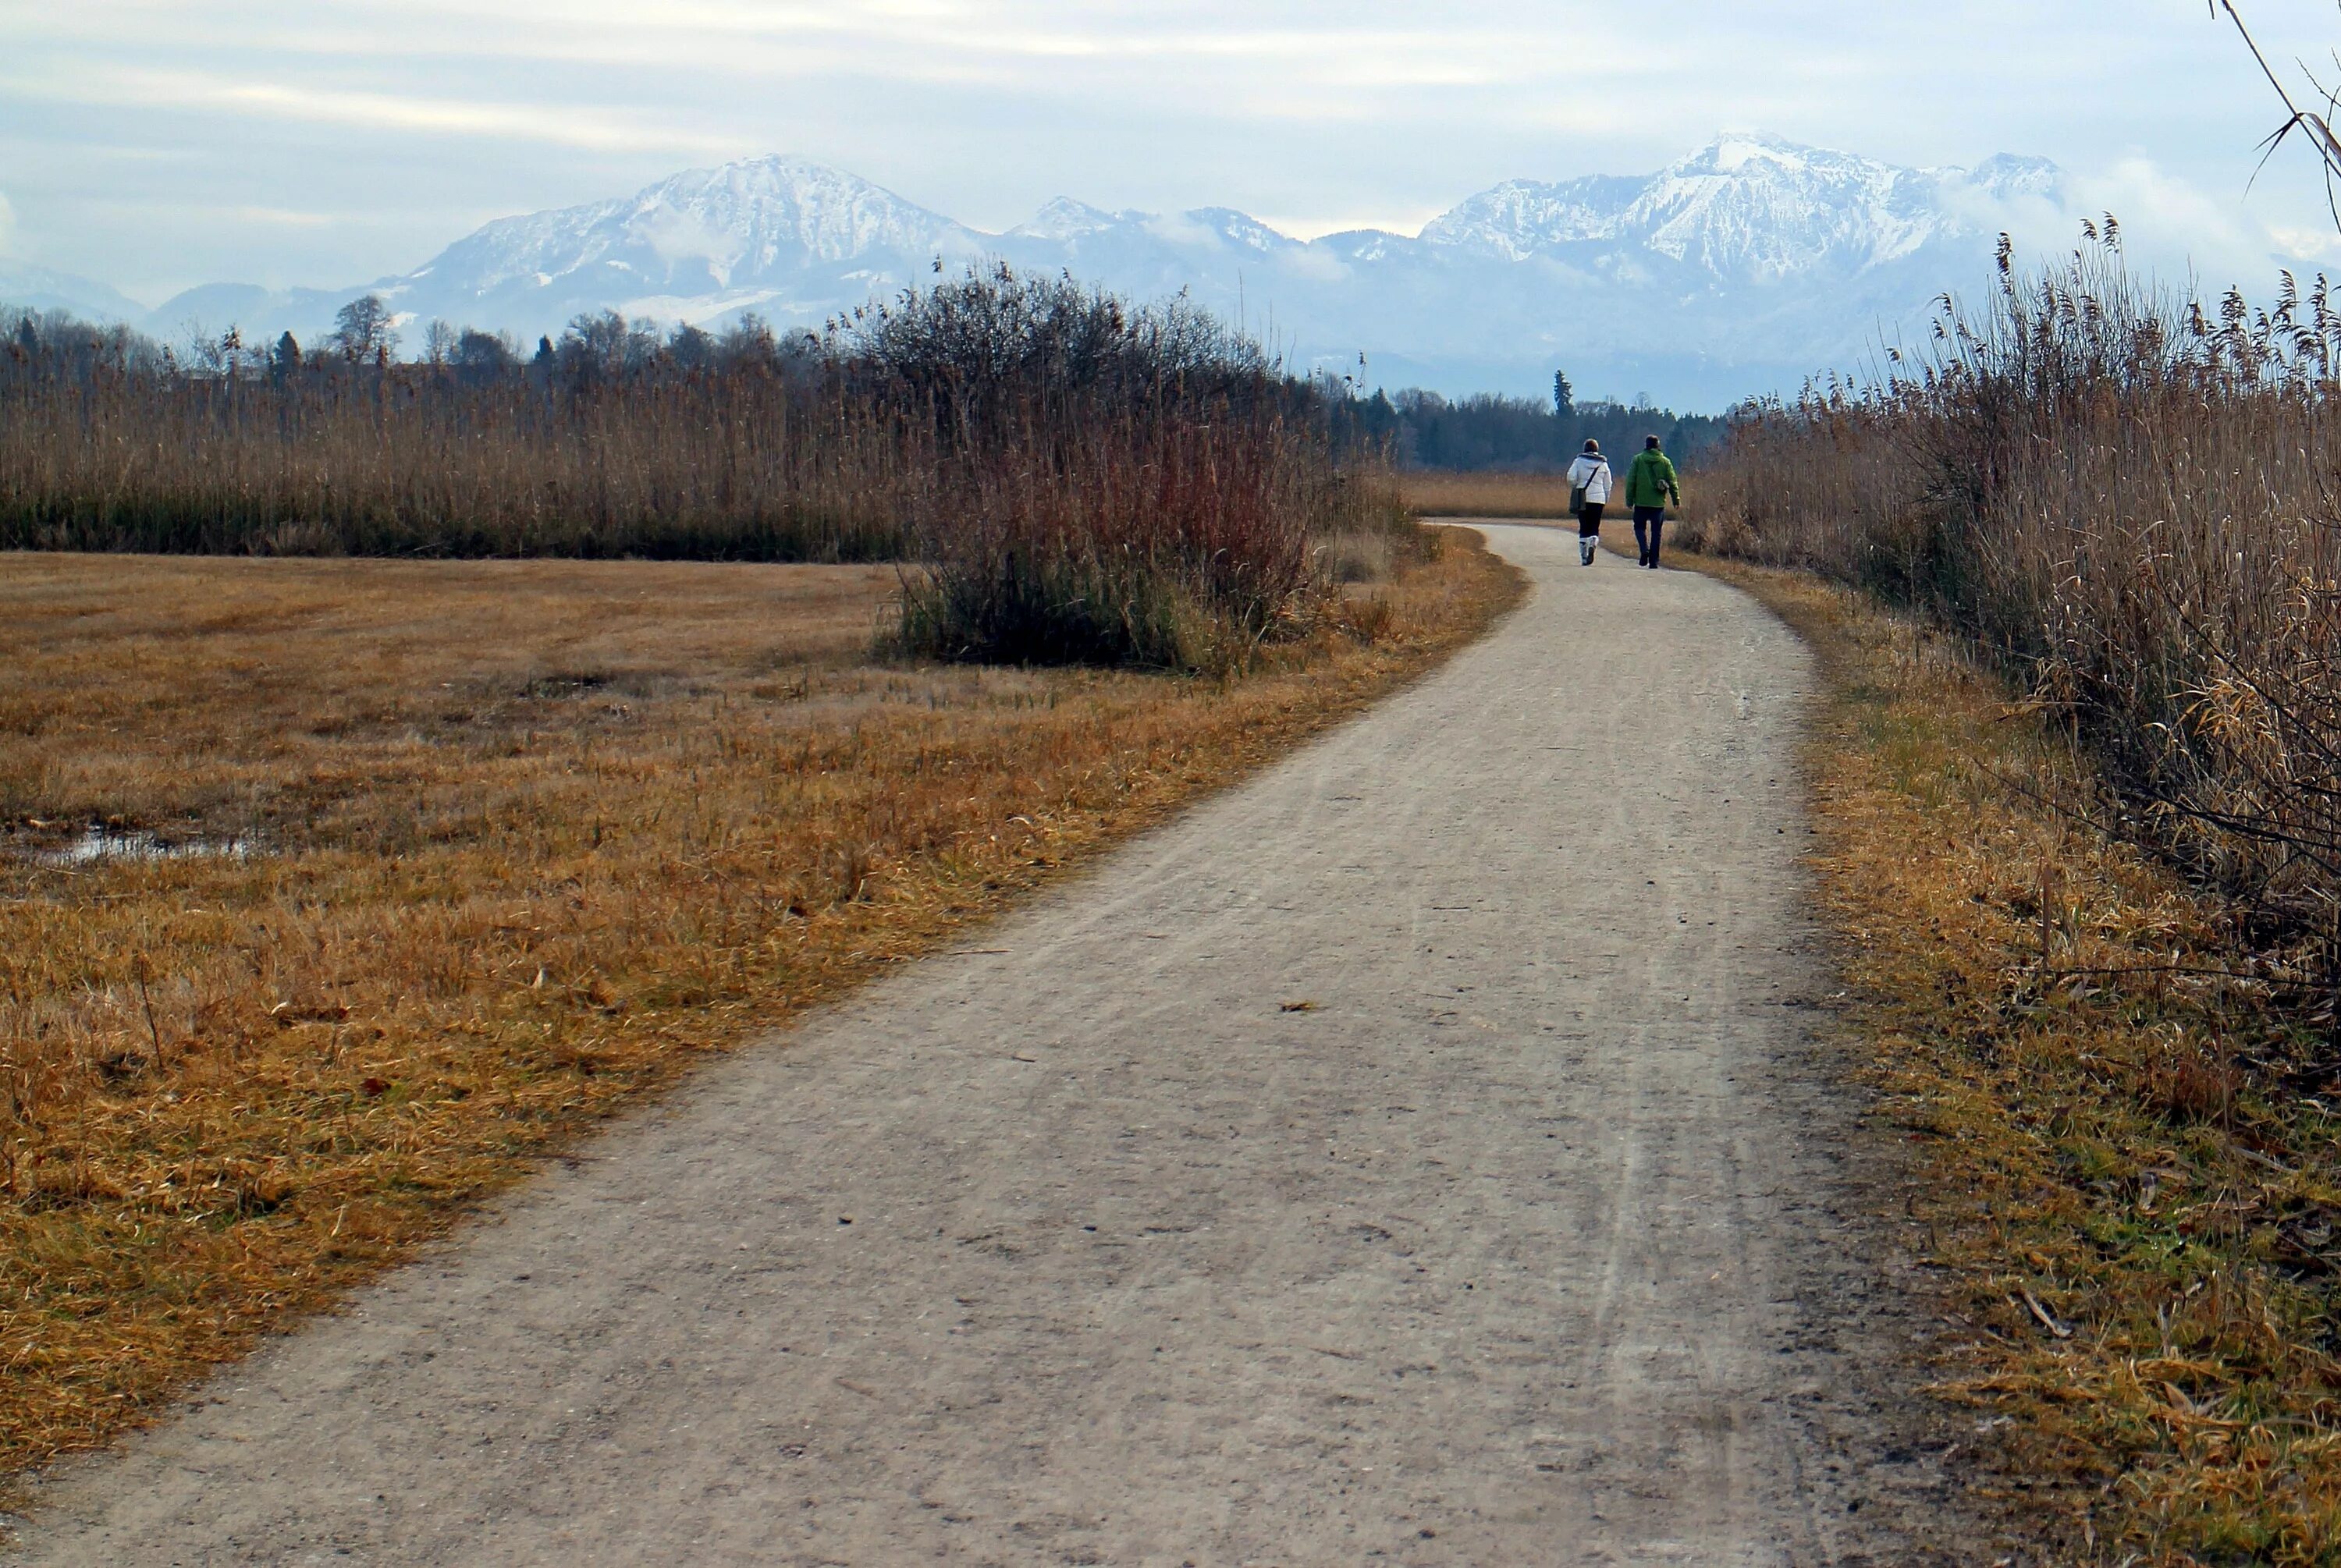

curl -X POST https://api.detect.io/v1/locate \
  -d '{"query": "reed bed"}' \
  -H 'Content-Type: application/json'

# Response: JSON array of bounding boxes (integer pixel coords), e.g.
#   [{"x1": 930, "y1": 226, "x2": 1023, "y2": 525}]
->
[
  {"x1": 1682, "y1": 234, "x2": 2341, "y2": 1559},
  {"x1": 0, "y1": 339, "x2": 910, "y2": 562},
  {"x1": 1689, "y1": 233, "x2": 2341, "y2": 980},
  {"x1": 0, "y1": 530, "x2": 1521, "y2": 1478},
  {"x1": 2, "y1": 268, "x2": 1409, "y2": 674}
]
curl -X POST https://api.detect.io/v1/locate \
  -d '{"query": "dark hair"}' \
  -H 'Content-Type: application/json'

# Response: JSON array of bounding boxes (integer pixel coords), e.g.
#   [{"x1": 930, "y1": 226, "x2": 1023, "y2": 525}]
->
[
  {"x1": 1583, "y1": 438, "x2": 1600, "y2": 453},
  {"x1": 1645, "y1": 435, "x2": 1661, "y2": 449}
]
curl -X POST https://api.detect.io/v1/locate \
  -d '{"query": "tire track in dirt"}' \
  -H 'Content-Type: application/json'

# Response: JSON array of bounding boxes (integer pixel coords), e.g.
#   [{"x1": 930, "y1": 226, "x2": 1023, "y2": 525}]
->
[{"x1": 11, "y1": 524, "x2": 1970, "y2": 1565}]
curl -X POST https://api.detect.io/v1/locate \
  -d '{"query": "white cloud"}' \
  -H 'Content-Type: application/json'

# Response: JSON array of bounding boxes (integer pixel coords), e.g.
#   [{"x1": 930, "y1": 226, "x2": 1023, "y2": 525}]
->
[
  {"x1": 1945, "y1": 154, "x2": 2341, "y2": 297},
  {"x1": 11, "y1": 0, "x2": 2341, "y2": 318},
  {"x1": 3, "y1": 63, "x2": 737, "y2": 156},
  {"x1": 0, "y1": 191, "x2": 15, "y2": 257}
]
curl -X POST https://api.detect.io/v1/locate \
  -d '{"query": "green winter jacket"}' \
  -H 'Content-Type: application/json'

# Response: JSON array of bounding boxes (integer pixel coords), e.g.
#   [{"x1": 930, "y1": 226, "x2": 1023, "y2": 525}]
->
[{"x1": 1624, "y1": 449, "x2": 1681, "y2": 509}]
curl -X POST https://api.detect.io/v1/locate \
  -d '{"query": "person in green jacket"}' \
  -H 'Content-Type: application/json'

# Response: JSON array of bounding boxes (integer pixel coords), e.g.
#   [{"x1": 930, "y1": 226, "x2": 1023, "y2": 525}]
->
[{"x1": 1625, "y1": 436, "x2": 1682, "y2": 569}]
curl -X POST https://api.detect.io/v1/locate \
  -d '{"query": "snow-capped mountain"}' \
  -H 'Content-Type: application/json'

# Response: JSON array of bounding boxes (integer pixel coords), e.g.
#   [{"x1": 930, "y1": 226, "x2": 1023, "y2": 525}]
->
[
  {"x1": 1422, "y1": 136, "x2": 2058, "y2": 281},
  {"x1": 393, "y1": 155, "x2": 990, "y2": 332},
  {"x1": 98, "y1": 133, "x2": 2068, "y2": 408},
  {"x1": 0, "y1": 257, "x2": 146, "y2": 323}
]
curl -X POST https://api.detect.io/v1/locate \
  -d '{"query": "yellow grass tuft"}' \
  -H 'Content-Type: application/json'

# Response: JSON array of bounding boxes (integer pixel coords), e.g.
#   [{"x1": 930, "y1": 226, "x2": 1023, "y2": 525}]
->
[{"x1": 0, "y1": 530, "x2": 1519, "y2": 1478}]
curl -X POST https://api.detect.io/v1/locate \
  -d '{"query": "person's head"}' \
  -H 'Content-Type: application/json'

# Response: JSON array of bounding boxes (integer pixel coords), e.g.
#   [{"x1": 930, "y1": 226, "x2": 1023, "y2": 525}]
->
[
  {"x1": 1645, "y1": 435, "x2": 1661, "y2": 451},
  {"x1": 1583, "y1": 438, "x2": 1600, "y2": 455}
]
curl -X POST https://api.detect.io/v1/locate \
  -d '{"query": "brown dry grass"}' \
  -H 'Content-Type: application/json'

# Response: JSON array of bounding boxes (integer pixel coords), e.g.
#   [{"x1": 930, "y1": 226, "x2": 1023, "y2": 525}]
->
[
  {"x1": 0, "y1": 529, "x2": 1520, "y2": 1478},
  {"x1": 1707, "y1": 552, "x2": 2341, "y2": 1565},
  {"x1": 1400, "y1": 470, "x2": 1579, "y2": 517}
]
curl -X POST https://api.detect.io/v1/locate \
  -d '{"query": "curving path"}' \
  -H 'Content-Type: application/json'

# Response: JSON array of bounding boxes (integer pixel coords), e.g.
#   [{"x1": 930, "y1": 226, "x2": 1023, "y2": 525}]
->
[{"x1": 11, "y1": 525, "x2": 1968, "y2": 1566}]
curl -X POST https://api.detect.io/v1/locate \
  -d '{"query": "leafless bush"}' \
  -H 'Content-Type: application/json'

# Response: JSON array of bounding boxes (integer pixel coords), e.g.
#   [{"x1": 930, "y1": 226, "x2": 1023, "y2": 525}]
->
[{"x1": 843, "y1": 266, "x2": 1407, "y2": 671}]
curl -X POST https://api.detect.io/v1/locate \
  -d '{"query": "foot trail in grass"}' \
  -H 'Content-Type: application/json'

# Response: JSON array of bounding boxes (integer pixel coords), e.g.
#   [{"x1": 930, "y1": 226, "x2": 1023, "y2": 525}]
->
[{"x1": 12, "y1": 526, "x2": 1966, "y2": 1565}]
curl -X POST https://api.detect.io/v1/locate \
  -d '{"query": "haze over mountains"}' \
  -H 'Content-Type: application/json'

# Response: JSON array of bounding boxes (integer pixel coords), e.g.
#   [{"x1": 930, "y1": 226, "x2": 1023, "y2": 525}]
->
[{"x1": 4, "y1": 133, "x2": 2062, "y2": 410}]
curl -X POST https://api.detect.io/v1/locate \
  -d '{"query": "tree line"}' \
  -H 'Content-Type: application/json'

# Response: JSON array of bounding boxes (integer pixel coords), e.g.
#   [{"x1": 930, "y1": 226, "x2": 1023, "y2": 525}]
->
[
  {"x1": 12, "y1": 292, "x2": 1728, "y2": 474},
  {"x1": 1320, "y1": 371, "x2": 1727, "y2": 472}
]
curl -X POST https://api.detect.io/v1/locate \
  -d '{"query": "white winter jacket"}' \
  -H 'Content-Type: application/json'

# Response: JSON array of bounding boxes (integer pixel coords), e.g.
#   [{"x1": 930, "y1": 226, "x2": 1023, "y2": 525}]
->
[{"x1": 1566, "y1": 453, "x2": 1613, "y2": 506}]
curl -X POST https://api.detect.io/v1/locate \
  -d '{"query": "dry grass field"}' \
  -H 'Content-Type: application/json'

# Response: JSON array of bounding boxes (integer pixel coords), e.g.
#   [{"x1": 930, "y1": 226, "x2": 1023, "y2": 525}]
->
[
  {"x1": 0, "y1": 531, "x2": 1519, "y2": 1477},
  {"x1": 1401, "y1": 470, "x2": 1589, "y2": 518},
  {"x1": 1706, "y1": 555, "x2": 2341, "y2": 1564}
]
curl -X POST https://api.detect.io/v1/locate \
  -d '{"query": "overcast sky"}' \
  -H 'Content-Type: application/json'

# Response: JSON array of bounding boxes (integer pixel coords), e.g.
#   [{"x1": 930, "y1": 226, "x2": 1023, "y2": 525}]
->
[{"x1": 9, "y1": 0, "x2": 2341, "y2": 304}]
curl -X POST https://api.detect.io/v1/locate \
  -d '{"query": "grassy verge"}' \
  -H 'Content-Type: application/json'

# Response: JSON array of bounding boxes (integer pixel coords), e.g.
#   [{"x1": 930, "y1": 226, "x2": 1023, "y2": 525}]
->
[
  {"x1": 1703, "y1": 553, "x2": 2341, "y2": 1565},
  {"x1": 0, "y1": 527, "x2": 1520, "y2": 1478}
]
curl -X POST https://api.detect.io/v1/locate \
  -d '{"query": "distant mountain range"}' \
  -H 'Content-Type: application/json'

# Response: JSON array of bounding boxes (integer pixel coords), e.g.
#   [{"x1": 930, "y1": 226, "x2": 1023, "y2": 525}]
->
[{"x1": 3, "y1": 133, "x2": 2064, "y2": 409}]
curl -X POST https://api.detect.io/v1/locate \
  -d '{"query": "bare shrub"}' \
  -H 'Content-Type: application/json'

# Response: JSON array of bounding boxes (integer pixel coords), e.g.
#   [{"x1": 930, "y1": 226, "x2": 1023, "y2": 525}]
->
[{"x1": 844, "y1": 267, "x2": 1405, "y2": 672}]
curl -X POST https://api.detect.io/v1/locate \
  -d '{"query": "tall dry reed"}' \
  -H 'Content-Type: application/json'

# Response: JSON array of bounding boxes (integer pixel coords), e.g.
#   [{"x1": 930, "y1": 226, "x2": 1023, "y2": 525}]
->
[
  {"x1": 1693, "y1": 230, "x2": 2341, "y2": 970},
  {"x1": 3, "y1": 270, "x2": 1407, "y2": 672},
  {"x1": 0, "y1": 340, "x2": 910, "y2": 560}
]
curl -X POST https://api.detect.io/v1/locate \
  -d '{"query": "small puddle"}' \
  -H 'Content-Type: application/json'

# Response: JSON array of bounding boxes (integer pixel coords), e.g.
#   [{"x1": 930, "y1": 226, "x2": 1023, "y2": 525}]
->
[{"x1": 20, "y1": 826, "x2": 254, "y2": 867}]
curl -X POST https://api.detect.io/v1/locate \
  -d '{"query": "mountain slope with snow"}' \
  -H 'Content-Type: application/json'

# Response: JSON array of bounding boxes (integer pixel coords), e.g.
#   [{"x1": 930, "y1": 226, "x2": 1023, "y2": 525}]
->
[
  {"x1": 129, "y1": 134, "x2": 2069, "y2": 407},
  {"x1": 0, "y1": 259, "x2": 147, "y2": 323}
]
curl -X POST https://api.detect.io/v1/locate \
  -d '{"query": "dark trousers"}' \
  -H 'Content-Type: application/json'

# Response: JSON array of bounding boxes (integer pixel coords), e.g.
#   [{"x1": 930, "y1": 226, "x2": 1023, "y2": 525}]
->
[
  {"x1": 1577, "y1": 502, "x2": 1604, "y2": 538},
  {"x1": 1632, "y1": 506, "x2": 1666, "y2": 564}
]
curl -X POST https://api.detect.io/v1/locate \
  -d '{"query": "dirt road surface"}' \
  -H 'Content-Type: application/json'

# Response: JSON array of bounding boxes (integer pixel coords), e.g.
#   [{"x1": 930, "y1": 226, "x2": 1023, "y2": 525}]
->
[{"x1": 12, "y1": 525, "x2": 1970, "y2": 1565}]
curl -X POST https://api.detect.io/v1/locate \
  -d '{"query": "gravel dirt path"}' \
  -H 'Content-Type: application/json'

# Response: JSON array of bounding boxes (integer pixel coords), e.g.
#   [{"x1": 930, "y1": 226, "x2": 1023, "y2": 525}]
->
[{"x1": 11, "y1": 524, "x2": 1971, "y2": 1565}]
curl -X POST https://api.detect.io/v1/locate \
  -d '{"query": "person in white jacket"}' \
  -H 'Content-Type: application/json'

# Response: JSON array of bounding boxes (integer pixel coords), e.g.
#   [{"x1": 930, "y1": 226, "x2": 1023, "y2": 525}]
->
[{"x1": 1566, "y1": 439, "x2": 1612, "y2": 566}]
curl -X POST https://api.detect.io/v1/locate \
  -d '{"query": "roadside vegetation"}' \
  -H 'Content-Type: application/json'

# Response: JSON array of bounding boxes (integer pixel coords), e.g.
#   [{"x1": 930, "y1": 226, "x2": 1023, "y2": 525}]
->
[
  {"x1": 1685, "y1": 234, "x2": 2341, "y2": 1561},
  {"x1": 1693, "y1": 232, "x2": 2341, "y2": 969},
  {"x1": 1708, "y1": 558, "x2": 2341, "y2": 1563},
  {"x1": 0, "y1": 273, "x2": 1521, "y2": 1475}
]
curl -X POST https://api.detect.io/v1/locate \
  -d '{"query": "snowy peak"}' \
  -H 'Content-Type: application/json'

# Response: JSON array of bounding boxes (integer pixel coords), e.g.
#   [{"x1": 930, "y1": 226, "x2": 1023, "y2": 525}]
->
[
  {"x1": 1419, "y1": 175, "x2": 1644, "y2": 257},
  {"x1": 627, "y1": 154, "x2": 979, "y2": 271},
  {"x1": 1184, "y1": 208, "x2": 1299, "y2": 254},
  {"x1": 1418, "y1": 133, "x2": 2064, "y2": 282},
  {"x1": 1667, "y1": 129, "x2": 1849, "y2": 177},
  {"x1": 1629, "y1": 137, "x2": 1942, "y2": 278},
  {"x1": 405, "y1": 154, "x2": 983, "y2": 307},
  {"x1": 1963, "y1": 153, "x2": 2061, "y2": 200},
  {"x1": 116, "y1": 132, "x2": 2071, "y2": 409},
  {"x1": 1010, "y1": 197, "x2": 1125, "y2": 241}
]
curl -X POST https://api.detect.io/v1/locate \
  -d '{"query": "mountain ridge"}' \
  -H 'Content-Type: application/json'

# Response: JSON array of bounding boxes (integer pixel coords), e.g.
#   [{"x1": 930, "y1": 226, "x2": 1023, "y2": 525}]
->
[{"x1": 4, "y1": 134, "x2": 2068, "y2": 408}]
